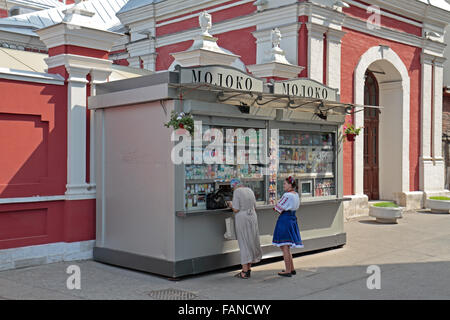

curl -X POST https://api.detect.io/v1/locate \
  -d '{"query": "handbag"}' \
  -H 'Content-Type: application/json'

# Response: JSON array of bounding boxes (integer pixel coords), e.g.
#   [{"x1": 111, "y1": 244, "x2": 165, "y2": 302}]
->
[
  {"x1": 224, "y1": 217, "x2": 237, "y2": 240},
  {"x1": 206, "y1": 189, "x2": 232, "y2": 210}
]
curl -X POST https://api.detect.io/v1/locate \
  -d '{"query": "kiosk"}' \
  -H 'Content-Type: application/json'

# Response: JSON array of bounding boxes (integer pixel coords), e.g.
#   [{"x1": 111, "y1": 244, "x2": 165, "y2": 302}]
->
[{"x1": 89, "y1": 65, "x2": 351, "y2": 278}]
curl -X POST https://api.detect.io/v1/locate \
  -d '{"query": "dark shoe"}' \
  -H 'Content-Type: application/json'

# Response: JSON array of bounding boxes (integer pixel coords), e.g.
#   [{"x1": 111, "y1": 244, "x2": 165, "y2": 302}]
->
[
  {"x1": 282, "y1": 269, "x2": 296, "y2": 275},
  {"x1": 278, "y1": 272, "x2": 292, "y2": 277},
  {"x1": 234, "y1": 271, "x2": 249, "y2": 279}
]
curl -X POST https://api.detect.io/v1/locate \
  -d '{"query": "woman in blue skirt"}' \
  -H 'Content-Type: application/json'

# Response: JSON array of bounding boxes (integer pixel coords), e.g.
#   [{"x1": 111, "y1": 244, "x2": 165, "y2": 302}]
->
[{"x1": 272, "y1": 176, "x2": 303, "y2": 277}]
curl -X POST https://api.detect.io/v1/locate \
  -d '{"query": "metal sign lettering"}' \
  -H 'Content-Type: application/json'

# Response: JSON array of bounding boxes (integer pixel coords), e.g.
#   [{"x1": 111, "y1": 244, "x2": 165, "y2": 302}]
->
[
  {"x1": 273, "y1": 78, "x2": 338, "y2": 101},
  {"x1": 179, "y1": 66, "x2": 264, "y2": 93}
]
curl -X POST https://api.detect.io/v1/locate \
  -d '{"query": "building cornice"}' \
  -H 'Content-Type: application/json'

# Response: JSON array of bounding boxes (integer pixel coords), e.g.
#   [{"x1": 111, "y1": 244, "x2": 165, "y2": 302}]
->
[
  {"x1": 36, "y1": 23, "x2": 123, "y2": 52},
  {"x1": 0, "y1": 67, "x2": 64, "y2": 85},
  {"x1": 370, "y1": 0, "x2": 450, "y2": 27}
]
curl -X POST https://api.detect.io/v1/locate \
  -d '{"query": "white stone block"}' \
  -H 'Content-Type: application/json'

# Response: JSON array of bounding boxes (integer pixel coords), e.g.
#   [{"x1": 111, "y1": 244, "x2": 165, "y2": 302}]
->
[
  {"x1": 64, "y1": 250, "x2": 93, "y2": 262},
  {"x1": 0, "y1": 262, "x2": 14, "y2": 272},
  {"x1": 0, "y1": 251, "x2": 12, "y2": 265}
]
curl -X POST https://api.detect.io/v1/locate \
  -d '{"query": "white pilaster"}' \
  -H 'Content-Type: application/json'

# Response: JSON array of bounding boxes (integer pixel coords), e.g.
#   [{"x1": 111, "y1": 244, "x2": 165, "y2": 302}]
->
[
  {"x1": 432, "y1": 57, "x2": 445, "y2": 160},
  {"x1": 88, "y1": 69, "x2": 112, "y2": 192},
  {"x1": 65, "y1": 65, "x2": 91, "y2": 198},
  {"x1": 326, "y1": 28, "x2": 345, "y2": 91},
  {"x1": 420, "y1": 53, "x2": 433, "y2": 161},
  {"x1": 306, "y1": 23, "x2": 327, "y2": 83}
]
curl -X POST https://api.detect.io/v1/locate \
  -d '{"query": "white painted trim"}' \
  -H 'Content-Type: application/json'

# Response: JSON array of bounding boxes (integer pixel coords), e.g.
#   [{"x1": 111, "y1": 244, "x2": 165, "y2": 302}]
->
[
  {"x1": 0, "y1": 240, "x2": 95, "y2": 272},
  {"x1": 353, "y1": 45, "x2": 410, "y2": 195},
  {"x1": 342, "y1": 15, "x2": 445, "y2": 57},
  {"x1": 45, "y1": 54, "x2": 113, "y2": 72},
  {"x1": 0, "y1": 195, "x2": 65, "y2": 205},
  {"x1": 0, "y1": 194, "x2": 96, "y2": 204},
  {"x1": 345, "y1": 0, "x2": 423, "y2": 28},
  {"x1": 156, "y1": 0, "x2": 254, "y2": 28},
  {"x1": 0, "y1": 67, "x2": 64, "y2": 85},
  {"x1": 155, "y1": 3, "x2": 297, "y2": 48},
  {"x1": 36, "y1": 23, "x2": 123, "y2": 53},
  {"x1": 150, "y1": 2, "x2": 444, "y2": 58}
]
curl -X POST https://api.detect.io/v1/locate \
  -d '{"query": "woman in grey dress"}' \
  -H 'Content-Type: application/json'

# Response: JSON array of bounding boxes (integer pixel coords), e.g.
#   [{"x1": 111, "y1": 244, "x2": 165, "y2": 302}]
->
[{"x1": 226, "y1": 179, "x2": 263, "y2": 279}]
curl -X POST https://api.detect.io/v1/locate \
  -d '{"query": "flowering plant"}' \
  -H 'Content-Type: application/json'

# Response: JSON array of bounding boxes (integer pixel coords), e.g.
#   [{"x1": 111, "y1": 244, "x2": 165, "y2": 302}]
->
[
  {"x1": 164, "y1": 111, "x2": 194, "y2": 136},
  {"x1": 343, "y1": 119, "x2": 363, "y2": 141}
]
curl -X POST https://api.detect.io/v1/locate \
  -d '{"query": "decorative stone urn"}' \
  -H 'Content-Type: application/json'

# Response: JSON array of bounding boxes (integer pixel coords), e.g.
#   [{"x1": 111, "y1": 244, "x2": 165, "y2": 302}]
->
[
  {"x1": 426, "y1": 198, "x2": 450, "y2": 214},
  {"x1": 369, "y1": 203, "x2": 403, "y2": 223}
]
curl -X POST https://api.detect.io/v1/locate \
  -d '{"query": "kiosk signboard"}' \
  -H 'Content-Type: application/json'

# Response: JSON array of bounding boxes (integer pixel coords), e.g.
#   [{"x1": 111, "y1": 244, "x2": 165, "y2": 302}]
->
[
  {"x1": 179, "y1": 65, "x2": 264, "y2": 93},
  {"x1": 273, "y1": 78, "x2": 338, "y2": 101}
]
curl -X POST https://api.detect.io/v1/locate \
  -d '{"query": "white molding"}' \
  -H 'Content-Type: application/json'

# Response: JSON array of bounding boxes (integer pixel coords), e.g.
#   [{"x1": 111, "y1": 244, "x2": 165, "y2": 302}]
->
[
  {"x1": 45, "y1": 54, "x2": 113, "y2": 73},
  {"x1": 345, "y1": 0, "x2": 423, "y2": 28},
  {"x1": 342, "y1": 15, "x2": 446, "y2": 57},
  {"x1": 156, "y1": 0, "x2": 254, "y2": 28},
  {"x1": 36, "y1": 23, "x2": 123, "y2": 53},
  {"x1": 0, "y1": 194, "x2": 96, "y2": 205},
  {"x1": 0, "y1": 67, "x2": 64, "y2": 85},
  {"x1": 155, "y1": 3, "x2": 297, "y2": 48},
  {"x1": 247, "y1": 62, "x2": 304, "y2": 79},
  {"x1": 171, "y1": 47, "x2": 239, "y2": 68},
  {"x1": 354, "y1": 45, "x2": 410, "y2": 196},
  {"x1": 369, "y1": 0, "x2": 450, "y2": 28},
  {"x1": 150, "y1": 1, "x2": 443, "y2": 54}
]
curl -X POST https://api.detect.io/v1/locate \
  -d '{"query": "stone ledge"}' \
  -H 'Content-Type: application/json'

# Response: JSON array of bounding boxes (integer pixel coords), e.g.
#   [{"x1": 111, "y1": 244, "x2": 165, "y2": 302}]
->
[{"x1": 0, "y1": 240, "x2": 95, "y2": 272}]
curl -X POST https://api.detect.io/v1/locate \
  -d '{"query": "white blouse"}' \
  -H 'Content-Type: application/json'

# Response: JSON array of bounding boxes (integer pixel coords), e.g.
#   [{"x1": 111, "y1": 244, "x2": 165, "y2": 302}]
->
[{"x1": 274, "y1": 192, "x2": 300, "y2": 213}]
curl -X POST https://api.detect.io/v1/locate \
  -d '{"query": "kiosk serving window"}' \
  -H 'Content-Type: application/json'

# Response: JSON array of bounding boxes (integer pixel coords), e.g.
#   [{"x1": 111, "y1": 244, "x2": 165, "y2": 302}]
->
[
  {"x1": 277, "y1": 130, "x2": 336, "y2": 199},
  {"x1": 184, "y1": 124, "x2": 267, "y2": 211}
]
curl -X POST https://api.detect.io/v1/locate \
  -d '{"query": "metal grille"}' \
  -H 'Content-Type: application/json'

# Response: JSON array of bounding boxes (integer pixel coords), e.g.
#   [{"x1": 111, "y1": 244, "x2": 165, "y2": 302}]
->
[{"x1": 148, "y1": 288, "x2": 197, "y2": 300}]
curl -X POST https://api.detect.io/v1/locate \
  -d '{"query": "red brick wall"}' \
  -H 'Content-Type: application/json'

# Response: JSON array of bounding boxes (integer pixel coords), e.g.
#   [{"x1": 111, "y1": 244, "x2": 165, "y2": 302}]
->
[{"x1": 340, "y1": 28, "x2": 422, "y2": 194}]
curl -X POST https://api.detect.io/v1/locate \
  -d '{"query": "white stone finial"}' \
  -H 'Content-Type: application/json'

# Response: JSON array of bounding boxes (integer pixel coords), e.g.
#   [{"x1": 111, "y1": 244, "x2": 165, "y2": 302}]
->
[
  {"x1": 271, "y1": 28, "x2": 281, "y2": 49},
  {"x1": 199, "y1": 11, "x2": 212, "y2": 36}
]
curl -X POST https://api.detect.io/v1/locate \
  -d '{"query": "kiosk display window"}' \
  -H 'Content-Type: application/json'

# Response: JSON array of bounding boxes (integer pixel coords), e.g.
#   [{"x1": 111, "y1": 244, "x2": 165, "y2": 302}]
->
[
  {"x1": 184, "y1": 125, "x2": 267, "y2": 211},
  {"x1": 277, "y1": 130, "x2": 336, "y2": 199}
]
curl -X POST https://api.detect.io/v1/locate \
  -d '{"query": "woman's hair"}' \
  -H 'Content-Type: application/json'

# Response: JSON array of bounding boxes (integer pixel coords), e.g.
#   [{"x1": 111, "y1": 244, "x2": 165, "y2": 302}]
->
[{"x1": 286, "y1": 176, "x2": 297, "y2": 191}]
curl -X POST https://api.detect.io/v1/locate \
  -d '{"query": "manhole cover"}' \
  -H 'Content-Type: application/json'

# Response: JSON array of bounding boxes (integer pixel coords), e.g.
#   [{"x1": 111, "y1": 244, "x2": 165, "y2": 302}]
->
[{"x1": 148, "y1": 288, "x2": 197, "y2": 300}]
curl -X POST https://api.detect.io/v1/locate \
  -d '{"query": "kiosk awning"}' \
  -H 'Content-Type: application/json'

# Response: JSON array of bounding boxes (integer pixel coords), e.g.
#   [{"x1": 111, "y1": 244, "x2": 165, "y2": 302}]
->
[{"x1": 170, "y1": 82, "x2": 382, "y2": 119}]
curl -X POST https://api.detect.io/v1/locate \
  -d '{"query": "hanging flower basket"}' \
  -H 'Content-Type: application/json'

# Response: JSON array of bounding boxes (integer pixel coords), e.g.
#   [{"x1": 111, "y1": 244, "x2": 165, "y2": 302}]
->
[
  {"x1": 346, "y1": 133, "x2": 356, "y2": 142},
  {"x1": 164, "y1": 111, "x2": 194, "y2": 136},
  {"x1": 343, "y1": 119, "x2": 363, "y2": 142}
]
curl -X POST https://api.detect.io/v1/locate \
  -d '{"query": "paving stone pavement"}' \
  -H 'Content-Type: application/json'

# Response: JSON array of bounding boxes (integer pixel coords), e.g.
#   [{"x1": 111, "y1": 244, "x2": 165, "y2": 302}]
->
[{"x1": 0, "y1": 211, "x2": 449, "y2": 300}]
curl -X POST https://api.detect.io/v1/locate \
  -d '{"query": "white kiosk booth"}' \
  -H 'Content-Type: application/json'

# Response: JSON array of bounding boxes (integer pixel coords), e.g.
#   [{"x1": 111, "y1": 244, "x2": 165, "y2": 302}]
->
[{"x1": 89, "y1": 65, "x2": 351, "y2": 278}]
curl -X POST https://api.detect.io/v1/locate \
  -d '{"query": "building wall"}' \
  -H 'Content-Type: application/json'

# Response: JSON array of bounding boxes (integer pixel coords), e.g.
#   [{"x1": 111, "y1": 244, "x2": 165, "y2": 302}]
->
[
  {"x1": 0, "y1": 78, "x2": 95, "y2": 251},
  {"x1": 340, "y1": 29, "x2": 421, "y2": 195}
]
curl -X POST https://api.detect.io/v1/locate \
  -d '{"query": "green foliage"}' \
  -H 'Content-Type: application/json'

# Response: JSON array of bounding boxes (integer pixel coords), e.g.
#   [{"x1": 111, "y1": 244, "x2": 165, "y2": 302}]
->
[
  {"x1": 429, "y1": 196, "x2": 450, "y2": 201},
  {"x1": 373, "y1": 202, "x2": 399, "y2": 208},
  {"x1": 164, "y1": 111, "x2": 194, "y2": 136}
]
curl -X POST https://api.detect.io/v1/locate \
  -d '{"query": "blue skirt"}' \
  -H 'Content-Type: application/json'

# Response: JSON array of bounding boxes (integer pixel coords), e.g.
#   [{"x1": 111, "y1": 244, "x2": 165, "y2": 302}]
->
[{"x1": 272, "y1": 210, "x2": 304, "y2": 248}]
